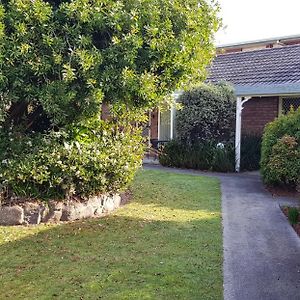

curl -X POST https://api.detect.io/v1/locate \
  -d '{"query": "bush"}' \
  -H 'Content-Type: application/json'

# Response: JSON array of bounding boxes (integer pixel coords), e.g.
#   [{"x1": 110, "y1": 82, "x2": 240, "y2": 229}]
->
[
  {"x1": 0, "y1": 120, "x2": 144, "y2": 200},
  {"x1": 159, "y1": 140, "x2": 235, "y2": 172},
  {"x1": 261, "y1": 109, "x2": 300, "y2": 188},
  {"x1": 176, "y1": 83, "x2": 236, "y2": 143},
  {"x1": 0, "y1": 0, "x2": 220, "y2": 201},
  {"x1": 240, "y1": 135, "x2": 262, "y2": 171},
  {"x1": 288, "y1": 207, "x2": 300, "y2": 225}
]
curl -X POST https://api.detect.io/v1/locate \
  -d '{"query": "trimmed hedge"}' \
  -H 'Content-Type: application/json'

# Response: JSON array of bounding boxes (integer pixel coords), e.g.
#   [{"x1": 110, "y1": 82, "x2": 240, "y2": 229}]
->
[{"x1": 261, "y1": 109, "x2": 300, "y2": 188}]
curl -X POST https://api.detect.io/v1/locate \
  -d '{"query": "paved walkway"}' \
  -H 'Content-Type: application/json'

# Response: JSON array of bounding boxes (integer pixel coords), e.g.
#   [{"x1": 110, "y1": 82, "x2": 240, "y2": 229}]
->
[{"x1": 143, "y1": 165, "x2": 300, "y2": 300}]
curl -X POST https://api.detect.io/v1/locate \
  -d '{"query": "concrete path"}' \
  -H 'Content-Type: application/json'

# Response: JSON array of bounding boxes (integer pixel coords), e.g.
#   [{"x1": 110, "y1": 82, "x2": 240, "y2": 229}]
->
[{"x1": 143, "y1": 165, "x2": 300, "y2": 300}]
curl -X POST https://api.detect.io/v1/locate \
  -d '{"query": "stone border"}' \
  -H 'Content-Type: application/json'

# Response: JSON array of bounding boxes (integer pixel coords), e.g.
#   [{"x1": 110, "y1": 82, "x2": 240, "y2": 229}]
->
[{"x1": 0, "y1": 194, "x2": 121, "y2": 225}]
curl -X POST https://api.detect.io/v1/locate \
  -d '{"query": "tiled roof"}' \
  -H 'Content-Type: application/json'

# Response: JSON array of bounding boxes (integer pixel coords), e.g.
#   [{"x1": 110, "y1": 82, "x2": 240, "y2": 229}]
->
[{"x1": 208, "y1": 44, "x2": 300, "y2": 87}]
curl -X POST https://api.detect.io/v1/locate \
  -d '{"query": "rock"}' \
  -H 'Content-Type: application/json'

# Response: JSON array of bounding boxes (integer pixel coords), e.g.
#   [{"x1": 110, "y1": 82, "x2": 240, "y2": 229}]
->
[
  {"x1": 113, "y1": 194, "x2": 121, "y2": 207},
  {"x1": 61, "y1": 201, "x2": 95, "y2": 221},
  {"x1": 43, "y1": 201, "x2": 64, "y2": 223},
  {"x1": 0, "y1": 206, "x2": 24, "y2": 225},
  {"x1": 0, "y1": 193, "x2": 121, "y2": 225},
  {"x1": 23, "y1": 202, "x2": 45, "y2": 225},
  {"x1": 103, "y1": 195, "x2": 115, "y2": 212},
  {"x1": 87, "y1": 196, "x2": 104, "y2": 216}
]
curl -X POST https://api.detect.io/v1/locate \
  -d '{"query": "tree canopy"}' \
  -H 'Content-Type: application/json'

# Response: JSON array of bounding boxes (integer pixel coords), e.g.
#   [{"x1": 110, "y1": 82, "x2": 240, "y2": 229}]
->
[{"x1": 0, "y1": 0, "x2": 220, "y2": 131}]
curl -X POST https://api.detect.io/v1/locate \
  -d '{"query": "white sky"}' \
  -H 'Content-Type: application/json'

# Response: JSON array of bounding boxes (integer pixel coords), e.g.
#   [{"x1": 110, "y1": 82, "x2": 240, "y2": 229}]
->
[{"x1": 215, "y1": 0, "x2": 300, "y2": 45}]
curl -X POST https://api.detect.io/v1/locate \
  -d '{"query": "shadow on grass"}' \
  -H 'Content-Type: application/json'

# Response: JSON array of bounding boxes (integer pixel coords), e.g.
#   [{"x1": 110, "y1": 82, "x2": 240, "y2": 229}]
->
[
  {"x1": 0, "y1": 215, "x2": 222, "y2": 300},
  {"x1": 0, "y1": 169, "x2": 223, "y2": 299}
]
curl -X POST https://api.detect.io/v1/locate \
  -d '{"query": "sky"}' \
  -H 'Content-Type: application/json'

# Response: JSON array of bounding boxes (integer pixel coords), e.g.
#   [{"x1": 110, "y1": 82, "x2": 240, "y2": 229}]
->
[{"x1": 215, "y1": 0, "x2": 300, "y2": 46}]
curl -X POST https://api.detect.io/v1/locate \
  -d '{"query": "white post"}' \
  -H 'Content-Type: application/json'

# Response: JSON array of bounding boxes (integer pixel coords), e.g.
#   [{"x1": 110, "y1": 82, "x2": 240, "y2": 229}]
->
[
  {"x1": 235, "y1": 97, "x2": 242, "y2": 172},
  {"x1": 157, "y1": 109, "x2": 161, "y2": 141},
  {"x1": 170, "y1": 106, "x2": 174, "y2": 140},
  {"x1": 235, "y1": 96, "x2": 251, "y2": 172}
]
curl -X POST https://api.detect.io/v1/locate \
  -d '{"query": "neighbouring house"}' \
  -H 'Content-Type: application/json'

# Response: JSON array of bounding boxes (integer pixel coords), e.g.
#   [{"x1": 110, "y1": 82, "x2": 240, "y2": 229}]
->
[{"x1": 148, "y1": 35, "x2": 300, "y2": 170}]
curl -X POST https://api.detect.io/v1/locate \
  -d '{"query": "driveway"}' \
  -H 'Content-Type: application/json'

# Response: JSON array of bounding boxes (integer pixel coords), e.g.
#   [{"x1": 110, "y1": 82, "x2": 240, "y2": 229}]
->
[{"x1": 143, "y1": 164, "x2": 300, "y2": 300}]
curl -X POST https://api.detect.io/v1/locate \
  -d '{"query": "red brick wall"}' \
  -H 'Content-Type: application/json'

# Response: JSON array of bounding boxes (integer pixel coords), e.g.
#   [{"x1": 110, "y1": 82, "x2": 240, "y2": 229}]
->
[
  {"x1": 242, "y1": 97, "x2": 279, "y2": 135},
  {"x1": 150, "y1": 110, "x2": 158, "y2": 139}
]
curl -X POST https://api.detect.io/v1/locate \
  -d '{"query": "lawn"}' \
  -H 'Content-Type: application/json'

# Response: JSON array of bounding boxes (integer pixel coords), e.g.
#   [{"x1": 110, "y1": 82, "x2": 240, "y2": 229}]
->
[{"x1": 0, "y1": 169, "x2": 223, "y2": 300}]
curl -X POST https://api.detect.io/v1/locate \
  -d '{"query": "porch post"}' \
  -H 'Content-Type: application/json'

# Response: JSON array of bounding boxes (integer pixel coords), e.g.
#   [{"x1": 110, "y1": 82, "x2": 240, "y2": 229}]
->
[
  {"x1": 170, "y1": 105, "x2": 174, "y2": 140},
  {"x1": 235, "y1": 97, "x2": 242, "y2": 172},
  {"x1": 235, "y1": 96, "x2": 251, "y2": 172}
]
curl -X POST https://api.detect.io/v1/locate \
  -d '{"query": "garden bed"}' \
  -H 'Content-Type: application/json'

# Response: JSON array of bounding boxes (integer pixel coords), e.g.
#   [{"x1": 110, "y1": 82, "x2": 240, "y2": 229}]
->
[{"x1": 281, "y1": 206, "x2": 300, "y2": 237}]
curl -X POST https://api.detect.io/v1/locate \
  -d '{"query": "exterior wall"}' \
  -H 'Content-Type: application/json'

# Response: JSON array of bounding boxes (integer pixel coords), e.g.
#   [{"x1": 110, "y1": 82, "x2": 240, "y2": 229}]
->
[
  {"x1": 242, "y1": 96, "x2": 279, "y2": 135},
  {"x1": 149, "y1": 97, "x2": 280, "y2": 141},
  {"x1": 150, "y1": 110, "x2": 158, "y2": 140}
]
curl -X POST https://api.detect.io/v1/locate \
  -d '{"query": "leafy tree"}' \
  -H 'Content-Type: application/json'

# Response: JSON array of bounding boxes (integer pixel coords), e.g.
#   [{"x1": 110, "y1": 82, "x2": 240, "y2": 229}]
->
[{"x1": 0, "y1": 0, "x2": 220, "y2": 200}]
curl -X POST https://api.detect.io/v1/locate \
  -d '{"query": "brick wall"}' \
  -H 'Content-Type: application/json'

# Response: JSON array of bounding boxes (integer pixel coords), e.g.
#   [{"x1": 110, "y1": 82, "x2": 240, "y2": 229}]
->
[{"x1": 242, "y1": 96, "x2": 279, "y2": 135}]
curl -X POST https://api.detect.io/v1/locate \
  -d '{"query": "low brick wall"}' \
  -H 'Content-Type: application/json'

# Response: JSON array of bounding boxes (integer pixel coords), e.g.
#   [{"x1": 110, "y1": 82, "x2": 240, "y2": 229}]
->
[{"x1": 0, "y1": 194, "x2": 121, "y2": 226}]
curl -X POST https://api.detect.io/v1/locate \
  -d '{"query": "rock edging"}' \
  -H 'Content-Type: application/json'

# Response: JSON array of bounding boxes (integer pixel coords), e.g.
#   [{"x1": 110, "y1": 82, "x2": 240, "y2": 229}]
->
[{"x1": 0, "y1": 194, "x2": 121, "y2": 226}]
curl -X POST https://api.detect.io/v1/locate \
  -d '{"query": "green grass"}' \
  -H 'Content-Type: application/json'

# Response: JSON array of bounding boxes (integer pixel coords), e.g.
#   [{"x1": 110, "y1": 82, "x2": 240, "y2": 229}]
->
[{"x1": 0, "y1": 169, "x2": 223, "y2": 299}]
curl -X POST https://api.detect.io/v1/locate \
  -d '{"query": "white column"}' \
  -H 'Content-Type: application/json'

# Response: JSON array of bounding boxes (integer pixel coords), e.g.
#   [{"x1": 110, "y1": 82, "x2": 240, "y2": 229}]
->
[
  {"x1": 235, "y1": 97, "x2": 242, "y2": 172},
  {"x1": 235, "y1": 96, "x2": 251, "y2": 172},
  {"x1": 170, "y1": 106, "x2": 174, "y2": 140}
]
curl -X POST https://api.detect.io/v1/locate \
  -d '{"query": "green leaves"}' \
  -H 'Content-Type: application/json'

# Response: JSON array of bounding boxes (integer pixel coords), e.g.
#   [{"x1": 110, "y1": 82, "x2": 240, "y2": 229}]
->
[
  {"x1": 0, "y1": 0, "x2": 220, "y2": 200},
  {"x1": 176, "y1": 83, "x2": 236, "y2": 144},
  {"x1": 261, "y1": 109, "x2": 300, "y2": 187}
]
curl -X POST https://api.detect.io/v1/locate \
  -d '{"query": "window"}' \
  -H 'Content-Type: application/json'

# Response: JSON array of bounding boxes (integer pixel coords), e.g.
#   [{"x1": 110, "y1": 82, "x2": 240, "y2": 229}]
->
[
  {"x1": 159, "y1": 107, "x2": 176, "y2": 141},
  {"x1": 280, "y1": 97, "x2": 300, "y2": 115}
]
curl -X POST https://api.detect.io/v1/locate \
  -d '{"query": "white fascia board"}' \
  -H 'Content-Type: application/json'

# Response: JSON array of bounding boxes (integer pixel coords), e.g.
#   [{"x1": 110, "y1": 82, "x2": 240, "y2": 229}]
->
[{"x1": 234, "y1": 83, "x2": 300, "y2": 97}]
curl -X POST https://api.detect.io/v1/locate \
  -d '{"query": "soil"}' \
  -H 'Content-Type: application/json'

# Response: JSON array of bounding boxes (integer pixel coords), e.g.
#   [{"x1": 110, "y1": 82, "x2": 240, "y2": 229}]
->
[
  {"x1": 281, "y1": 206, "x2": 300, "y2": 237},
  {"x1": 267, "y1": 185, "x2": 300, "y2": 198}
]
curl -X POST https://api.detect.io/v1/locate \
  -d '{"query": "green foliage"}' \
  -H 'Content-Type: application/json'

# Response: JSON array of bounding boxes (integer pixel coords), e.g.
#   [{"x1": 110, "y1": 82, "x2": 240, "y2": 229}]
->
[
  {"x1": 0, "y1": 0, "x2": 220, "y2": 200},
  {"x1": 0, "y1": 120, "x2": 144, "y2": 200},
  {"x1": 240, "y1": 135, "x2": 262, "y2": 171},
  {"x1": 159, "y1": 140, "x2": 235, "y2": 172},
  {"x1": 0, "y1": 0, "x2": 220, "y2": 127},
  {"x1": 176, "y1": 83, "x2": 236, "y2": 143},
  {"x1": 288, "y1": 207, "x2": 299, "y2": 225},
  {"x1": 261, "y1": 109, "x2": 300, "y2": 188}
]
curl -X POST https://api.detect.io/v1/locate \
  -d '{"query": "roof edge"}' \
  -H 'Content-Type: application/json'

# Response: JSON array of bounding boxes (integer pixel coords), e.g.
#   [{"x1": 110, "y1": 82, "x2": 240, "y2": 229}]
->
[
  {"x1": 234, "y1": 83, "x2": 300, "y2": 97},
  {"x1": 217, "y1": 34, "x2": 300, "y2": 49}
]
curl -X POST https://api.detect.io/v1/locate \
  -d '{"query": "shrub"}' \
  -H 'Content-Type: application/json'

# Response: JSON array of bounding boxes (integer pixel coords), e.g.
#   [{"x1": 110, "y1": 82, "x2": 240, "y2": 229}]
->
[
  {"x1": 0, "y1": 0, "x2": 220, "y2": 201},
  {"x1": 176, "y1": 83, "x2": 236, "y2": 144},
  {"x1": 288, "y1": 207, "x2": 300, "y2": 225},
  {"x1": 159, "y1": 140, "x2": 235, "y2": 172},
  {"x1": 240, "y1": 135, "x2": 262, "y2": 171},
  {"x1": 261, "y1": 109, "x2": 300, "y2": 188},
  {"x1": 0, "y1": 120, "x2": 144, "y2": 200}
]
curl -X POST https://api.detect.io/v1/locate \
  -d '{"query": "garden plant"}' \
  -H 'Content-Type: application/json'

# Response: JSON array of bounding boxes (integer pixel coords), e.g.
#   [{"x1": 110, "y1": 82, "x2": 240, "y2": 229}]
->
[
  {"x1": 0, "y1": 0, "x2": 220, "y2": 202},
  {"x1": 261, "y1": 108, "x2": 300, "y2": 189}
]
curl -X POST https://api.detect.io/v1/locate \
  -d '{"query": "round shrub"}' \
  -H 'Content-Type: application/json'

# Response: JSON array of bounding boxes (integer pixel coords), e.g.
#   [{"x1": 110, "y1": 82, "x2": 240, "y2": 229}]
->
[
  {"x1": 261, "y1": 109, "x2": 300, "y2": 188},
  {"x1": 176, "y1": 83, "x2": 236, "y2": 143}
]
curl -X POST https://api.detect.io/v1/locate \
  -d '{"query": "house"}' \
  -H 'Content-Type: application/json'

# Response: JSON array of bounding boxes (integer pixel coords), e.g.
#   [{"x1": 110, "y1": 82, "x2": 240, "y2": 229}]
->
[{"x1": 149, "y1": 36, "x2": 300, "y2": 171}]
